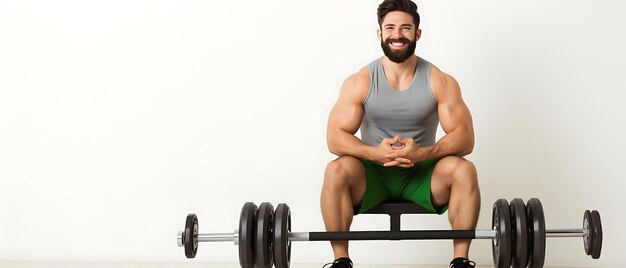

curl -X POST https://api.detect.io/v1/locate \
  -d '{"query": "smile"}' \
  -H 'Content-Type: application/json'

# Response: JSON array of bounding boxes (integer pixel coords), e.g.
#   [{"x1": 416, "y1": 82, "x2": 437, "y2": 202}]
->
[{"x1": 389, "y1": 42, "x2": 407, "y2": 48}]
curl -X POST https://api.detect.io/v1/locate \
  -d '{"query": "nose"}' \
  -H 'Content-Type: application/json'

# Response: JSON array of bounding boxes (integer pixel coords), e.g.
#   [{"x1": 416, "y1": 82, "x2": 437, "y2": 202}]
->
[
  {"x1": 387, "y1": 28, "x2": 402, "y2": 38},
  {"x1": 393, "y1": 28, "x2": 403, "y2": 36}
]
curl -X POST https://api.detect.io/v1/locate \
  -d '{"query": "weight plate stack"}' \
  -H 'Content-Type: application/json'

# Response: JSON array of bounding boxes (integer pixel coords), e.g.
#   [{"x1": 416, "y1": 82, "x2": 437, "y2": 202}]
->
[
  {"x1": 184, "y1": 214, "x2": 199, "y2": 258},
  {"x1": 526, "y1": 198, "x2": 546, "y2": 268},
  {"x1": 256, "y1": 202, "x2": 275, "y2": 268},
  {"x1": 509, "y1": 198, "x2": 528, "y2": 268},
  {"x1": 492, "y1": 199, "x2": 512, "y2": 268},
  {"x1": 590, "y1": 210, "x2": 603, "y2": 259},
  {"x1": 583, "y1": 210, "x2": 593, "y2": 256},
  {"x1": 274, "y1": 203, "x2": 292, "y2": 268},
  {"x1": 239, "y1": 202, "x2": 258, "y2": 268}
]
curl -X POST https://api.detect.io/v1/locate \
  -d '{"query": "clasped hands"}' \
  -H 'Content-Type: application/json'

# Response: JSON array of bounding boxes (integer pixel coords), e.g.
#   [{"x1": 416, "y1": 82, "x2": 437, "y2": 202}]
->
[{"x1": 375, "y1": 135, "x2": 426, "y2": 168}]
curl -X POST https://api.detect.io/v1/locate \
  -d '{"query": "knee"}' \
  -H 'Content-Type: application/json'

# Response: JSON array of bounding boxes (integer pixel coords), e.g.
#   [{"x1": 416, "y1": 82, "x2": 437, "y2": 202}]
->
[
  {"x1": 323, "y1": 156, "x2": 358, "y2": 189},
  {"x1": 454, "y1": 159, "x2": 478, "y2": 188},
  {"x1": 439, "y1": 156, "x2": 478, "y2": 187}
]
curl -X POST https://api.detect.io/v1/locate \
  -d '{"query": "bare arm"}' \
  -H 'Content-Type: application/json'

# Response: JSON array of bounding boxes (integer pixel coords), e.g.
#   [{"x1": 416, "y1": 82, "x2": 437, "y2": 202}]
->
[
  {"x1": 425, "y1": 66, "x2": 475, "y2": 158},
  {"x1": 327, "y1": 69, "x2": 404, "y2": 164},
  {"x1": 326, "y1": 69, "x2": 372, "y2": 159}
]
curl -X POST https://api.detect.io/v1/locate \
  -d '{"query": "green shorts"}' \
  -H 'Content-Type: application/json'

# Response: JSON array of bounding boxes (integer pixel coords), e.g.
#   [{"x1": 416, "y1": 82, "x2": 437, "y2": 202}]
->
[{"x1": 355, "y1": 158, "x2": 448, "y2": 215}]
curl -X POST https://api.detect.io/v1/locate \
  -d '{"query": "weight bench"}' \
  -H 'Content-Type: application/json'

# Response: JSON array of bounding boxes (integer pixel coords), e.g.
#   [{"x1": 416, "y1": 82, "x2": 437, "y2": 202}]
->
[{"x1": 363, "y1": 200, "x2": 435, "y2": 233}]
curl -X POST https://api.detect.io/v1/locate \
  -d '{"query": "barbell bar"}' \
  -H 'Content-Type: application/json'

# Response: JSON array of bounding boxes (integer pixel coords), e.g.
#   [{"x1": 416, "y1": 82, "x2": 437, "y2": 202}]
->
[{"x1": 177, "y1": 198, "x2": 602, "y2": 268}]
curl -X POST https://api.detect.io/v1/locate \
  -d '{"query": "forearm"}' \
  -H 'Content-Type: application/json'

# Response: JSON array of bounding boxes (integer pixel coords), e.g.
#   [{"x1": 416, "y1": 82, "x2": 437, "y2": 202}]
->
[
  {"x1": 422, "y1": 127, "x2": 474, "y2": 160},
  {"x1": 327, "y1": 130, "x2": 374, "y2": 160}
]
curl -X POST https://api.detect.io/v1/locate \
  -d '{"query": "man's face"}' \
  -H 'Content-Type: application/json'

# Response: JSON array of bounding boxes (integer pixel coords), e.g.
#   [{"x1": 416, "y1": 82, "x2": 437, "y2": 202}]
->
[{"x1": 378, "y1": 11, "x2": 421, "y2": 63}]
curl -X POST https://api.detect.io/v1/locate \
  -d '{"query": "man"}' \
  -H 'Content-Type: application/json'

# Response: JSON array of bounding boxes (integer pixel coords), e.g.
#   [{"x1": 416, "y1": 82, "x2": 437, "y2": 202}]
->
[{"x1": 320, "y1": 0, "x2": 480, "y2": 267}]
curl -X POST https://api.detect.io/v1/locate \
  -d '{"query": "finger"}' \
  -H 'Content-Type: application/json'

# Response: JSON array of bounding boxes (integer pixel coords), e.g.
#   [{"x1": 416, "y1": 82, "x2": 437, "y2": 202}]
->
[
  {"x1": 399, "y1": 163, "x2": 414, "y2": 168},
  {"x1": 398, "y1": 137, "x2": 415, "y2": 145},
  {"x1": 381, "y1": 137, "x2": 396, "y2": 145},
  {"x1": 393, "y1": 157, "x2": 412, "y2": 164},
  {"x1": 385, "y1": 152, "x2": 400, "y2": 159},
  {"x1": 383, "y1": 157, "x2": 413, "y2": 166},
  {"x1": 383, "y1": 160, "x2": 401, "y2": 167},
  {"x1": 391, "y1": 144, "x2": 405, "y2": 150},
  {"x1": 385, "y1": 152, "x2": 406, "y2": 159}
]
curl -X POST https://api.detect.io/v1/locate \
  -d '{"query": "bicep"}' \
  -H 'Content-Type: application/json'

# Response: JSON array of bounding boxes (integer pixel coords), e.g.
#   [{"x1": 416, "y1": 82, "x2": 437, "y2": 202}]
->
[
  {"x1": 328, "y1": 76, "x2": 367, "y2": 135},
  {"x1": 328, "y1": 99, "x2": 364, "y2": 135},
  {"x1": 437, "y1": 77, "x2": 473, "y2": 134}
]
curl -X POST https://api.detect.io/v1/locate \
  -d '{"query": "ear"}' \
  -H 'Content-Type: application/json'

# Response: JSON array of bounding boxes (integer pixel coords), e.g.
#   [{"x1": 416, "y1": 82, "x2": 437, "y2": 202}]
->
[
  {"x1": 415, "y1": 29, "x2": 422, "y2": 41},
  {"x1": 377, "y1": 28, "x2": 382, "y2": 41}
]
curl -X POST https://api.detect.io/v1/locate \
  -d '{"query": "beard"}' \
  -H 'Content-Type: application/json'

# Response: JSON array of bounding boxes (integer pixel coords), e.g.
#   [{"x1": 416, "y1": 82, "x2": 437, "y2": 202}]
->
[{"x1": 381, "y1": 37, "x2": 417, "y2": 63}]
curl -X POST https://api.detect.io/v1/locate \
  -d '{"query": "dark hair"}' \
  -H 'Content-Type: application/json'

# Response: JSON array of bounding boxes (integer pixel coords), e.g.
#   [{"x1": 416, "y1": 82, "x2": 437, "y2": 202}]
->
[{"x1": 377, "y1": 0, "x2": 420, "y2": 29}]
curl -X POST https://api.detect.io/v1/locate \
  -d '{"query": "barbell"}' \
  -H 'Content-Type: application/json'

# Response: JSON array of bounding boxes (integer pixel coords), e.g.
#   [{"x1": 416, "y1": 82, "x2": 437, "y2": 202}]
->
[{"x1": 177, "y1": 198, "x2": 602, "y2": 268}]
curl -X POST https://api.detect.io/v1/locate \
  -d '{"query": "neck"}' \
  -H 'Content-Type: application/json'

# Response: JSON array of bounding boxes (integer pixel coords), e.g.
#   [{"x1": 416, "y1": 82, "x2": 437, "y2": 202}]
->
[{"x1": 381, "y1": 55, "x2": 418, "y2": 79}]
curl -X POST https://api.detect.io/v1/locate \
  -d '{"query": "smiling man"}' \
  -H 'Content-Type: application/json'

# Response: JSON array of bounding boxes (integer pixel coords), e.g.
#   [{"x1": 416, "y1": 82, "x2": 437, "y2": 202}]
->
[{"x1": 320, "y1": 0, "x2": 480, "y2": 267}]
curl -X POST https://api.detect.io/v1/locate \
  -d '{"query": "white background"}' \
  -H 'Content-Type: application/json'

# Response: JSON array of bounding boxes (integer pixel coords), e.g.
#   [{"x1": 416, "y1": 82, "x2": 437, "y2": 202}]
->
[{"x1": 1, "y1": 0, "x2": 625, "y2": 266}]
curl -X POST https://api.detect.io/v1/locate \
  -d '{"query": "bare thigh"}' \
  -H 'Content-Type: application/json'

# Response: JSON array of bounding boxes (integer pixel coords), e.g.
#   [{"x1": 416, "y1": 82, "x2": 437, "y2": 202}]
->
[
  {"x1": 430, "y1": 156, "x2": 476, "y2": 207},
  {"x1": 324, "y1": 156, "x2": 367, "y2": 207}
]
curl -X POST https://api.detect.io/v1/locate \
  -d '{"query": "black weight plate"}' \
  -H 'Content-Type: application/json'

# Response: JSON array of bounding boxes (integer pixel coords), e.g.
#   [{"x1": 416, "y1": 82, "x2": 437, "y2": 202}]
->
[
  {"x1": 274, "y1": 203, "x2": 292, "y2": 268},
  {"x1": 510, "y1": 198, "x2": 528, "y2": 268},
  {"x1": 583, "y1": 210, "x2": 593, "y2": 256},
  {"x1": 492, "y1": 199, "x2": 512, "y2": 268},
  {"x1": 590, "y1": 210, "x2": 603, "y2": 259},
  {"x1": 184, "y1": 214, "x2": 198, "y2": 258},
  {"x1": 256, "y1": 202, "x2": 275, "y2": 268},
  {"x1": 239, "y1": 202, "x2": 258, "y2": 268},
  {"x1": 526, "y1": 198, "x2": 546, "y2": 268}
]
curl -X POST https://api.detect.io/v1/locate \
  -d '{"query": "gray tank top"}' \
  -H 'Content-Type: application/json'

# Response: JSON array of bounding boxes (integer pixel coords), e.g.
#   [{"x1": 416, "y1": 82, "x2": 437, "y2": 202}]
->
[{"x1": 360, "y1": 57, "x2": 439, "y2": 147}]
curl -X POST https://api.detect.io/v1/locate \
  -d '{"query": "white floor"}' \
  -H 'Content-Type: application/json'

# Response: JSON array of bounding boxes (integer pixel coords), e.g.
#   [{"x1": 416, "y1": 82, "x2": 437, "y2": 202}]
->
[
  {"x1": 0, "y1": 261, "x2": 580, "y2": 268},
  {"x1": 0, "y1": 263, "x2": 440, "y2": 268}
]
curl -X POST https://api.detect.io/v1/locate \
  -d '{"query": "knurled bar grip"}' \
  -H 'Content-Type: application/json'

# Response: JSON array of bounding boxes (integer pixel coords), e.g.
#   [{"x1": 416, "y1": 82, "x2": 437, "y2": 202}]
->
[{"x1": 307, "y1": 230, "x2": 483, "y2": 241}]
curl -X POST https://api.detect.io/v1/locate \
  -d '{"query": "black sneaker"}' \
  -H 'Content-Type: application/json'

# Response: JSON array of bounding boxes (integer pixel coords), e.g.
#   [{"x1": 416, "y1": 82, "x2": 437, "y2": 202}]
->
[
  {"x1": 323, "y1": 257, "x2": 353, "y2": 268},
  {"x1": 450, "y1": 257, "x2": 476, "y2": 268}
]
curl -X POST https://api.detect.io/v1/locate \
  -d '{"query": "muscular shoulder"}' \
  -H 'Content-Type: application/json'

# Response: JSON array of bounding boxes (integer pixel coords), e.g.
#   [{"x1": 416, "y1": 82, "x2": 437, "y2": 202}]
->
[
  {"x1": 429, "y1": 64, "x2": 461, "y2": 103},
  {"x1": 339, "y1": 66, "x2": 371, "y2": 104}
]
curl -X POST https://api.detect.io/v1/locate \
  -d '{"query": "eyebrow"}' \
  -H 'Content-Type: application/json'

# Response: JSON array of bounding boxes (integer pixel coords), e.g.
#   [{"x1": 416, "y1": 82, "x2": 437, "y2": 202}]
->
[{"x1": 383, "y1": 23, "x2": 414, "y2": 28}]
